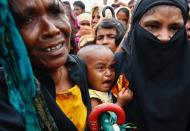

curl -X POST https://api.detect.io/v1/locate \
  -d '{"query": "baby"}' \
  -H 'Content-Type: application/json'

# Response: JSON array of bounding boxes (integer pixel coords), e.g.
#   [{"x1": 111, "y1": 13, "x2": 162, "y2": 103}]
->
[{"x1": 78, "y1": 45, "x2": 133, "y2": 110}]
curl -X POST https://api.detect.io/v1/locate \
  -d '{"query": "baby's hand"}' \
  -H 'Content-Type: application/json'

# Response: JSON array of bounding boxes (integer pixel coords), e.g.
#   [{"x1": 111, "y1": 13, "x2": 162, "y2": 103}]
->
[{"x1": 116, "y1": 88, "x2": 133, "y2": 107}]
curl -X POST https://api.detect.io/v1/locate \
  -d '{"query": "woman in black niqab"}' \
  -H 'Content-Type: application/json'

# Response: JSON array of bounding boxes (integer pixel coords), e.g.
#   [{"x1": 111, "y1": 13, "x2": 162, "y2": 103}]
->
[{"x1": 114, "y1": 0, "x2": 190, "y2": 130}]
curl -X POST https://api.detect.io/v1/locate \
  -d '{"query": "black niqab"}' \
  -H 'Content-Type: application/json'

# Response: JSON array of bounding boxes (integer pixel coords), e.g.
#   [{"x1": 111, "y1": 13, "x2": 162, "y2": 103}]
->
[{"x1": 121, "y1": 0, "x2": 190, "y2": 130}]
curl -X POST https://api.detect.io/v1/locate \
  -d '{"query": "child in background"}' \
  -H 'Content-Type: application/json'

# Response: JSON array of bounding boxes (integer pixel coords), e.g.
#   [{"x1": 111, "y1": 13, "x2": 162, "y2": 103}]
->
[
  {"x1": 76, "y1": 13, "x2": 92, "y2": 37},
  {"x1": 75, "y1": 13, "x2": 93, "y2": 52},
  {"x1": 77, "y1": 45, "x2": 133, "y2": 110}
]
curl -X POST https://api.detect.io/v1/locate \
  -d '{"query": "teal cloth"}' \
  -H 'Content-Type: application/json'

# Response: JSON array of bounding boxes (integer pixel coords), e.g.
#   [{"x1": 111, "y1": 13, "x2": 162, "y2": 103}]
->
[{"x1": 0, "y1": 0, "x2": 41, "y2": 130}]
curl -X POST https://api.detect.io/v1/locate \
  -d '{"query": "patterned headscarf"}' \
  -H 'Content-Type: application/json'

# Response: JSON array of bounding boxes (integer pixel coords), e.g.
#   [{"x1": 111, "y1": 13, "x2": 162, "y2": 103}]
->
[{"x1": 0, "y1": 0, "x2": 41, "y2": 130}]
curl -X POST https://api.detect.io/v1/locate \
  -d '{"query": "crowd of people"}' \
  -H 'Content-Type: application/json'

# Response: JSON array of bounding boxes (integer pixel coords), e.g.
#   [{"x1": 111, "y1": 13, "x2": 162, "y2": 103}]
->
[{"x1": 0, "y1": 0, "x2": 190, "y2": 131}]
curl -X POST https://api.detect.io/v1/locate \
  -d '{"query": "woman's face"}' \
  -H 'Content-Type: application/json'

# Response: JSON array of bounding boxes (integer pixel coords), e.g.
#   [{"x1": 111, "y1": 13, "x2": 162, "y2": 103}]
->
[
  {"x1": 117, "y1": 11, "x2": 129, "y2": 27},
  {"x1": 139, "y1": 5, "x2": 183, "y2": 42},
  {"x1": 128, "y1": 1, "x2": 136, "y2": 11},
  {"x1": 92, "y1": 8, "x2": 101, "y2": 28},
  {"x1": 14, "y1": 0, "x2": 71, "y2": 72}
]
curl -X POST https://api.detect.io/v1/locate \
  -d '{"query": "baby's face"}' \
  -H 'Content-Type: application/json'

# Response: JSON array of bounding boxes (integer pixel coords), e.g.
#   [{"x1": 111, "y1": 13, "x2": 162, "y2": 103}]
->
[{"x1": 87, "y1": 50, "x2": 115, "y2": 92}]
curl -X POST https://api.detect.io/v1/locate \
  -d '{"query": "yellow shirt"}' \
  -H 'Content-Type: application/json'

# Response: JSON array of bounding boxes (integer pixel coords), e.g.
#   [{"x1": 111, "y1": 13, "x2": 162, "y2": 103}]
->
[
  {"x1": 89, "y1": 89, "x2": 112, "y2": 103},
  {"x1": 56, "y1": 85, "x2": 87, "y2": 131}
]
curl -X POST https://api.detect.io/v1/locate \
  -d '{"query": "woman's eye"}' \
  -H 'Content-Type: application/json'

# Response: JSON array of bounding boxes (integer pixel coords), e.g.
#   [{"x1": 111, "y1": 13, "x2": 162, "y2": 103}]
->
[
  {"x1": 145, "y1": 25, "x2": 158, "y2": 30},
  {"x1": 22, "y1": 16, "x2": 34, "y2": 25},
  {"x1": 49, "y1": 5, "x2": 64, "y2": 16},
  {"x1": 51, "y1": 8, "x2": 61, "y2": 15},
  {"x1": 170, "y1": 26, "x2": 181, "y2": 32}
]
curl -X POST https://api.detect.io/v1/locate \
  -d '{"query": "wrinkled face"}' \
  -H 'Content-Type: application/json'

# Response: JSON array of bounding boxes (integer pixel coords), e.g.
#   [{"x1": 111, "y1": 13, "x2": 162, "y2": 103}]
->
[
  {"x1": 14, "y1": 0, "x2": 71, "y2": 72},
  {"x1": 96, "y1": 27, "x2": 117, "y2": 52},
  {"x1": 117, "y1": 11, "x2": 129, "y2": 27},
  {"x1": 185, "y1": 3, "x2": 190, "y2": 43},
  {"x1": 86, "y1": 50, "x2": 115, "y2": 92},
  {"x1": 74, "y1": 5, "x2": 84, "y2": 16},
  {"x1": 92, "y1": 8, "x2": 101, "y2": 28},
  {"x1": 139, "y1": 5, "x2": 184, "y2": 42}
]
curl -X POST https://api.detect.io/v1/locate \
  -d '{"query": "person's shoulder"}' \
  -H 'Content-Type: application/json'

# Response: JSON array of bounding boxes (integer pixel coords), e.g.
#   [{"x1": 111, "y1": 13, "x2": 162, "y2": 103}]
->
[
  {"x1": 115, "y1": 52, "x2": 128, "y2": 58},
  {"x1": 68, "y1": 55, "x2": 86, "y2": 68},
  {"x1": 115, "y1": 52, "x2": 129, "y2": 65},
  {"x1": 114, "y1": 52, "x2": 129, "y2": 78},
  {"x1": 68, "y1": 54, "x2": 82, "y2": 63},
  {"x1": 67, "y1": 55, "x2": 87, "y2": 78}
]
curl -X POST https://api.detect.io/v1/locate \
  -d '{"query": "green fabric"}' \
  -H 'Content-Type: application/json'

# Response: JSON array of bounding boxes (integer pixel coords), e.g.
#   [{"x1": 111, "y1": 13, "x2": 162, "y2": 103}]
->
[
  {"x1": 0, "y1": 0, "x2": 41, "y2": 130},
  {"x1": 34, "y1": 78, "x2": 58, "y2": 131}
]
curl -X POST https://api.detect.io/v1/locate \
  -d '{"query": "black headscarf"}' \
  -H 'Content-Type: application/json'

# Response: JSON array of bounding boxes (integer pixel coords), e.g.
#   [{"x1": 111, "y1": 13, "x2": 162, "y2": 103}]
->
[{"x1": 121, "y1": 0, "x2": 190, "y2": 130}]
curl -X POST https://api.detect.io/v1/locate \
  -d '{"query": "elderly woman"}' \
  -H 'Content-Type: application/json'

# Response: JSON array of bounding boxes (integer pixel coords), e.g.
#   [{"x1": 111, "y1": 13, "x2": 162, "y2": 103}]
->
[
  {"x1": 0, "y1": 0, "x2": 91, "y2": 130},
  {"x1": 114, "y1": 0, "x2": 190, "y2": 130}
]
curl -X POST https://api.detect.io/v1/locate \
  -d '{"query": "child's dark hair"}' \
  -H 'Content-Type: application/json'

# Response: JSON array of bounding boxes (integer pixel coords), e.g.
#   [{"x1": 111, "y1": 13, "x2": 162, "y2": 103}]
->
[
  {"x1": 73, "y1": 1, "x2": 85, "y2": 10},
  {"x1": 95, "y1": 18, "x2": 127, "y2": 47}
]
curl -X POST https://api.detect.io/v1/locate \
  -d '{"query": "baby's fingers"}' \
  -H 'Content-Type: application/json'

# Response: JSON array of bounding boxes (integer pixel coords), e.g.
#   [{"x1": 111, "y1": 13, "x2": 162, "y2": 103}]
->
[{"x1": 123, "y1": 88, "x2": 133, "y2": 96}]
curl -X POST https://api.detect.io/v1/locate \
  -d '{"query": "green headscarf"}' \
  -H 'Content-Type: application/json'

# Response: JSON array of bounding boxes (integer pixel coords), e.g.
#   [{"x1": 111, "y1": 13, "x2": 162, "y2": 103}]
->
[{"x1": 0, "y1": 0, "x2": 41, "y2": 130}]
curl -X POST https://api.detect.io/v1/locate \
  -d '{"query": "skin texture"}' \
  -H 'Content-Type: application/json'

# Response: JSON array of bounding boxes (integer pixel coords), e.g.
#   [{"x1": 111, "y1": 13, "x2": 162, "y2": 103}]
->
[
  {"x1": 74, "y1": 5, "x2": 84, "y2": 16},
  {"x1": 92, "y1": 7, "x2": 101, "y2": 28},
  {"x1": 185, "y1": 3, "x2": 190, "y2": 43},
  {"x1": 14, "y1": 0, "x2": 73, "y2": 92},
  {"x1": 96, "y1": 27, "x2": 117, "y2": 52},
  {"x1": 78, "y1": 45, "x2": 133, "y2": 110},
  {"x1": 139, "y1": 5, "x2": 184, "y2": 42},
  {"x1": 15, "y1": 0, "x2": 71, "y2": 72},
  {"x1": 117, "y1": 11, "x2": 129, "y2": 27}
]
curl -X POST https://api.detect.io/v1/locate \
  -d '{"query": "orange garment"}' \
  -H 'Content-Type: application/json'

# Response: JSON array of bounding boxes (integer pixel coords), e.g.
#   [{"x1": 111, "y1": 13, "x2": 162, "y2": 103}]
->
[
  {"x1": 56, "y1": 85, "x2": 87, "y2": 131},
  {"x1": 111, "y1": 73, "x2": 129, "y2": 98}
]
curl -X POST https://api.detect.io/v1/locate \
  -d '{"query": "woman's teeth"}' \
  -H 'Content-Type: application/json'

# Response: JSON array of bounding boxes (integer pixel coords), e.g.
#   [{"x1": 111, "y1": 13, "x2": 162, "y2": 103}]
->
[{"x1": 45, "y1": 43, "x2": 62, "y2": 52}]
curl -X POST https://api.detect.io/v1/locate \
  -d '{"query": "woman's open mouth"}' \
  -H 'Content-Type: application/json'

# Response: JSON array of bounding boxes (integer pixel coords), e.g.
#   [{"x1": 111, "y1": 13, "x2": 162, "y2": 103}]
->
[
  {"x1": 40, "y1": 41, "x2": 67, "y2": 57},
  {"x1": 43, "y1": 43, "x2": 63, "y2": 52}
]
